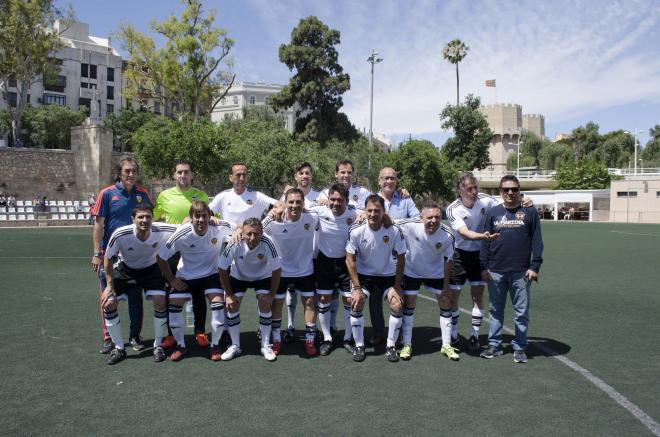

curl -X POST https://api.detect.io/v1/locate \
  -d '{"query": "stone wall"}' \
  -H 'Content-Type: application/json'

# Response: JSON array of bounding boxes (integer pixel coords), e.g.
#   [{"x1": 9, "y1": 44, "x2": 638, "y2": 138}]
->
[{"x1": 0, "y1": 148, "x2": 79, "y2": 199}]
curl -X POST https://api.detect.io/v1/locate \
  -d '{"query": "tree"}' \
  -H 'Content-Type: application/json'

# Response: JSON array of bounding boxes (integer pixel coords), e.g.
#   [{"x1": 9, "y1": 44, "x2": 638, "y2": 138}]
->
[
  {"x1": 596, "y1": 130, "x2": 634, "y2": 168},
  {"x1": 538, "y1": 142, "x2": 574, "y2": 170},
  {"x1": 132, "y1": 116, "x2": 228, "y2": 184},
  {"x1": 439, "y1": 94, "x2": 493, "y2": 170},
  {"x1": 442, "y1": 39, "x2": 469, "y2": 106},
  {"x1": 555, "y1": 159, "x2": 612, "y2": 189},
  {"x1": 387, "y1": 139, "x2": 456, "y2": 200},
  {"x1": 105, "y1": 107, "x2": 155, "y2": 152},
  {"x1": 20, "y1": 104, "x2": 86, "y2": 148},
  {"x1": 117, "y1": 0, "x2": 235, "y2": 121},
  {"x1": 571, "y1": 121, "x2": 601, "y2": 158},
  {"x1": 506, "y1": 152, "x2": 536, "y2": 171},
  {"x1": 269, "y1": 16, "x2": 358, "y2": 146},
  {"x1": 0, "y1": 0, "x2": 72, "y2": 144}
]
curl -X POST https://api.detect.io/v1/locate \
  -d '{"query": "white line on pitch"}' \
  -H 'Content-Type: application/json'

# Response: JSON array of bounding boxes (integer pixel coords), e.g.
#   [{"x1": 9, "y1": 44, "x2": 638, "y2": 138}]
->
[
  {"x1": 610, "y1": 230, "x2": 660, "y2": 237},
  {"x1": 418, "y1": 292, "x2": 660, "y2": 436}
]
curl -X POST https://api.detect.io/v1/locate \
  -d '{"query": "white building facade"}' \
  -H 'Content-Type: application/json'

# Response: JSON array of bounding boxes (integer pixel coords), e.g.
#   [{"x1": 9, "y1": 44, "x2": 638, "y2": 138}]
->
[{"x1": 210, "y1": 81, "x2": 297, "y2": 132}]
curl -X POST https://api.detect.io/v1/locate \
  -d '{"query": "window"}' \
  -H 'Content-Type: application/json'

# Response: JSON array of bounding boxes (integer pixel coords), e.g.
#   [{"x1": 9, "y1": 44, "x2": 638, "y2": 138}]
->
[
  {"x1": 107, "y1": 67, "x2": 114, "y2": 82},
  {"x1": 106, "y1": 86, "x2": 114, "y2": 100},
  {"x1": 78, "y1": 97, "x2": 91, "y2": 110},
  {"x1": 249, "y1": 95, "x2": 256, "y2": 105},
  {"x1": 81, "y1": 82, "x2": 88, "y2": 89},
  {"x1": 656, "y1": 191, "x2": 660, "y2": 197},
  {"x1": 233, "y1": 96, "x2": 238, "y2": 105},
  {"x1": 106, "y1": 104, "x2": 114, "y2": 114},
  {"x1": 90, "y1": 65, "x2": 97, "y2": 79},
  {"x1": 44, "y1": 93, "x2": 66, "y2": 106},
  {"x1": 616, "y1": 191, "x2": 637, "y2": 198},
  {"x1": 8, "y1": 77, "x2": 17, "y2": 88},
  {"x1": 154, "y1": 101, "x2": 161, "y2": 114},
  {"x1": 7, "y1": 92, "x2": 17, "y2": 107},
  {"x1": 81, "y1": 63, "x2": 88, "y2": 78},
  {"x1": 89, "y1": 83, "x2": 97, "y2": 90},
  {"x1": 45, "y1": 75, "x2": 66, "y2": 92}
]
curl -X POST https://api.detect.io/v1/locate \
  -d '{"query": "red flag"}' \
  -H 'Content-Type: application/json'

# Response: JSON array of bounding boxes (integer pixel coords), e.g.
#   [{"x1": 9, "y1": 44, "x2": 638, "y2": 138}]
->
[{"x1": 485, "y1": 79, "x2": 496, "y2": 87}]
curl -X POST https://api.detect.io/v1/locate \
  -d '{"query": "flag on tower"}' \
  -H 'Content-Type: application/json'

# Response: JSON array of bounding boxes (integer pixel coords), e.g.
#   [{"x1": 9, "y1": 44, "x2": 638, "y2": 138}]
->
[{"x1": 485, "y1": 79, "x2": 496, "y2": 87}]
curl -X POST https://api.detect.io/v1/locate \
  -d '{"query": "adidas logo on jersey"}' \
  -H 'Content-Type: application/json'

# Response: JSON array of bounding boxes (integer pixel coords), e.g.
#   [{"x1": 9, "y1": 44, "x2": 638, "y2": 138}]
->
[
  {"x1": 190, "y1": 244, "x2": 196, "y2": 248},
  {"x1": 283, "y1": 229, "x2": 288, "y2": 233},
  {"x1": 128, "y1": 247, "x2": 134, "y2": 251}
]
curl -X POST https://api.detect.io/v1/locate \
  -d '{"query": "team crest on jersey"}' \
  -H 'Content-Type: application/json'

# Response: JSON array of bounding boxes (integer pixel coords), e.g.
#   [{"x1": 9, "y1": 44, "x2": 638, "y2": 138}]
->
[
  {"x1": 257, "y1": 253, "x2": 264, "y2": 260},
  {"x1": 304, "y1": 223, "x2": 310, "y2": 231},
  {"x1": 435, "y1": 242, "x2": 443, "y2": 250},
  {"x1": 246, "y1": 199, "x2": 253, "y2": 205},
  {"x1": 211, "y1": 238, "x2": 218, "y2": 245},
  {"x1": 152, "y1": 242, "x2": 158, "y2": 248},
  {"x1": 346, "y1": 218, "x2": 353, "y2": 225},
  {"x1": 137, "y1": 195, "x2": 143, "y2": 203},
  {"x1": 353, "y1": 195, "x2": 358, "y2": 201},
  {"x1": 480, "y1": 207, "x2": 485, "y2": 215},
  {"x1": 383, "y1": 235, "x2": 390, "y2": 243},
  {"x1": 515, "y1": 211, "x2": 525, "y2": 221}
]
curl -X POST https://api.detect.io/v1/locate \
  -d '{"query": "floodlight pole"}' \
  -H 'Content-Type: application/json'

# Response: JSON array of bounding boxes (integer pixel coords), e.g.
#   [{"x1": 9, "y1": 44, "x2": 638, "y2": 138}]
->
[
  {"x1": 516, "y1": 132, "x2": 523, "y2": 177},
  {"x1": 367, "y1": 49, "x2": 383, "y2": 171}
]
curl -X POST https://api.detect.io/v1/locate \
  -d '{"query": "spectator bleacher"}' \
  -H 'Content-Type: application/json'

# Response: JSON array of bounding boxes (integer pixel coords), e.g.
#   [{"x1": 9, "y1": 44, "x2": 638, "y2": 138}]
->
[{"x1": 0, "y1": 199, "x2": 92, "y2": 224}]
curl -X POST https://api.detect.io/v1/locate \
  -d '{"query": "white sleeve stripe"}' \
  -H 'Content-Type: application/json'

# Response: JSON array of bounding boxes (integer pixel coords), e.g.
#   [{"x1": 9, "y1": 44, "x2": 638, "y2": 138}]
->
[
  {"x1": 107, "y1": 229, "x2": 133, "y2": 247},
  {"x1": 165, "y1": 227, "x2": 192, "y2": 249}
]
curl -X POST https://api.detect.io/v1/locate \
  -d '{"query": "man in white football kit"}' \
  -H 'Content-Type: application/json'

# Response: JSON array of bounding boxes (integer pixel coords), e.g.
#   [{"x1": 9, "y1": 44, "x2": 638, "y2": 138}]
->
[
  {"x1": 318, "y1": 159, "x2": 372, "y2": 210},
  {"x1": 398, "y1": 201, "x2": 457, "y2": 361},
  {"x1": 278, "y1": 162, "x2": 322, "y2": 342},
  {"x1": 345, "y1": 194, "x2": 407, "y2": 363},
  {"x1": 157, "y1": 201, "x2": 234, "y2": 362},
  {"x1": 209, "y1": 162, "x2": 279, "y2": 226},
  {"x1": 307, "y1": 183, "x2": 358, "y2": 356},
  {"x1": 263, "y1": 188, "x2": 320, "y2": 357},
  {"x1": 218, "y1": 218, "x2": 282, "y2": 361},
  {"x1": 101, "y1": 206, "x2": 177, "y2": 364}
]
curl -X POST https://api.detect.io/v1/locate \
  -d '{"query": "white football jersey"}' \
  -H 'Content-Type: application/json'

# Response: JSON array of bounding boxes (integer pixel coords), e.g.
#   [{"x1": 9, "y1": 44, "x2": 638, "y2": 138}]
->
[
  {"x1": 346, "y1": 222, "x2": 407, "y2": 276},
  {"x1": 105, "y1": 223, "x2": 177, "y2": 270},
  {"x1": 218, "y1": 236, "x2": 281, "y2": 281},
  {"x1": 209, "y1": 188, "x2": 278, "y2": 225},
  {"x1": 446, "y1": 194, "x2": 499, "y2": 251},
  {"x1": 262, "y1": 212, "x2": 318, "y2": 277},
  {"x1": 280, "y1": 188, "x2": 322, "y2": 208},
  {"x1": 158, "y1": 221, "x2": 233, "y2": 280},
  {"x1": 398, "y1": 219, "x2": 455, "y2": 278},
  {"x1": 319, "y1": 184, "x2": 372, "y2": 210},
  {"x1": 308, "y1": 204, "x2": 356, "y2": 258}
]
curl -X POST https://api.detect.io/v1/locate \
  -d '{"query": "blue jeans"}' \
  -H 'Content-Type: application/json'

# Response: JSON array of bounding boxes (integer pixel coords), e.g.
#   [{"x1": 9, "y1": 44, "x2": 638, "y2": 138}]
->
[{"x1": 486, "y1": 271, "x2": 531, "y2": 351}]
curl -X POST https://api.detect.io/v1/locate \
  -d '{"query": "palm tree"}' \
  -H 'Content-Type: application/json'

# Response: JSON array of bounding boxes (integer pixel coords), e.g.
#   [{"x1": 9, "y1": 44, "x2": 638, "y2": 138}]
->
[{"x1": 442, "y1": 39, "x2": 470, "y2": 106}]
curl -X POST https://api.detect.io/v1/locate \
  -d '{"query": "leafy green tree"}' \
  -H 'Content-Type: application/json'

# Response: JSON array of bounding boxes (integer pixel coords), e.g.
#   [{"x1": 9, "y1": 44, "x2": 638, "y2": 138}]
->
[
  {"x1": 641, "y1": 124, "x2": 660, "y2": 166},
  {"x1": 105, "y1": 107, "x2": 155, "y2": 152},
  {"x1": 595, "y1": 130, "x2": 634, "y2": 168},
  {"x1": 387, "y1": 139, "x2": 456, "y2": 200},
  {"x1": 521, "y1": 131, "x2": 545, "y2": 167},
  {"x1": 0, "y1": 0, "x2": 72, "y2": 144},
  {"x1": 117, "y1": 0, "x2": 234, "y2": 121},
  {"x1": 439, "y1": 94, "x2": 493, "y2": 170},
  {"x1": 555, "y1": 159, "x2": 612, "y2": 189},
  {"x1": 571, "y1": 121, "x2": 601, "y2": 158},
  {"x1": 20, "y1": 104, "x2": 86, "y2": 149},
  {"x1": 132, "y1": 116, "x2": 229, "y2": 185},
  {"x1": 506, "y1": 152, "x2": 536, "y2": 171},
  {"x1": 0, "y1": 109, "x2": 10, "y2": 137},
  {"x1": 538, "y1": 142, "x2": 575, "y2": 170},
  {"x1": 442, "y1": 39, "x2": 469, "y2": 106},
  {"x1": 269, "y1": 16, "x2": 358, "y2": 146}
]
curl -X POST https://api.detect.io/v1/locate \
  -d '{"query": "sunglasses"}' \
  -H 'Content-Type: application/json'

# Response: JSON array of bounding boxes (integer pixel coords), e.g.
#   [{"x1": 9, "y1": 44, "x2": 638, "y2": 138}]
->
[{"x1": 500, "y1": 187, "x2": 520, "y2": 193}]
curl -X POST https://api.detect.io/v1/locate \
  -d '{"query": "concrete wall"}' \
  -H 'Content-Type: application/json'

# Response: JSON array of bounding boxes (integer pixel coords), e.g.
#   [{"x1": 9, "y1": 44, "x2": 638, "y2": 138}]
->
[
  {"x1": 523, "y1": 114, "x2": 545, "y2": 138},
  {"x1": 610, "y1": 178, "x2": 660, "y2": 223}
]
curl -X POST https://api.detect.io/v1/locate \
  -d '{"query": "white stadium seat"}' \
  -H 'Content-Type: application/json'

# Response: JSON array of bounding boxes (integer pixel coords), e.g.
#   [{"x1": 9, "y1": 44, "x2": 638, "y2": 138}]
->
[
  {"x1": 0, "y1": 214, "x2": 6, "y2": 221},
  {"x1": 8, "y1": 214, "x2": 16, "y2": 220},
  {"x1": 17, "y1": 200, "x2": 24, "y2": 206},
  {"x1": 50, "y1": 214, "x2": 59, "y2": 220},
  {"x1": 65, "y1": 201, "x2": 73, "y2": 206},
  {"x1": 56, "y1": 201, "x2": 64, "y2": 206},
  {"x1": 26, "y1": 207, "x2": 33, "y2": 213},
  {"x1": 27, "y1": 214, "x2": 35, "y2": 220},
  {"x1": 17, "y1": 207, "x2": 25, "y2": 213},
  {"x1": 17, "y1": 214, "x2": 26, "y2": 220}
]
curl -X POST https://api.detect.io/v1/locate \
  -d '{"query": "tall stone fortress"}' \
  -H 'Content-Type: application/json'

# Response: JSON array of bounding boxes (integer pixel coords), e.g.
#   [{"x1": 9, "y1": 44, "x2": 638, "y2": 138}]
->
[{"x1": 479, "y1": 103, "x2": 545, "y2": 171}]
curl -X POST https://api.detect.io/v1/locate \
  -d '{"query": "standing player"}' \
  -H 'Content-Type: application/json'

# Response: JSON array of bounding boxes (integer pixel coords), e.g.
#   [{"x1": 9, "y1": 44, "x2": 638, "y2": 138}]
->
[
  {"x1": 157, "y1": 201, "x2": 234, "y2": 361},
  {"x1": 91, "y1": 156, "x2": 153, "y2": 354},
  {"x1": 318, "y1": 160, "x2": 372, "y2": 209},
  {"x1": 209, "y1": 162, "x2": 279, "y2": 226},
  {"x1": 480, "y1": 175, "x2": 543, "y2": 363},
  {"x1": 154, "y1": 160, "x2": 210, "y2": 349},
  {"x1": 101, "y1": 206, "x2": 177, "y2": 364},
  {"x1": 280, "y1": 162, "x2": 322, "y2": 342},
  {"x1": 398, "y1": 202, "x2": 456, "y2": 361},
  {"x1": 345, "y1": 194, "x2": 407, "y2": 362},
  {"x1": 308, "y1": 184, "x2": 358, "y2": 355},
  {"x1": 263, "y1": 188, "x2": 319, "y2": 356},
  {"x1": 218, "y1": 218, "x2": 282, "y2": 361}
]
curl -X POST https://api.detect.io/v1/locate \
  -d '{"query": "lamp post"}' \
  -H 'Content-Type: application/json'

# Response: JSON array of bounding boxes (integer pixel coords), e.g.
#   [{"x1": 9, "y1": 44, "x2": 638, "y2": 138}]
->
[
  {"x1": 367, "y1": 49, "x2": 383, "y2": 171},
  {"x1": 516, "y1": 131, "x2": 524, "y2": 177},
  {"x1": 624, "y1": 129, "x2": 644, "y2": 176}
]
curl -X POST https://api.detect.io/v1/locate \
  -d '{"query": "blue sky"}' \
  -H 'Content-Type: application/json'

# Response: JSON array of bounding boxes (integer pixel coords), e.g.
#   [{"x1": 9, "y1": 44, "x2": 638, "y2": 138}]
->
[{"x1": 66, "y1": 0, "x2": 660, "y2": 148}]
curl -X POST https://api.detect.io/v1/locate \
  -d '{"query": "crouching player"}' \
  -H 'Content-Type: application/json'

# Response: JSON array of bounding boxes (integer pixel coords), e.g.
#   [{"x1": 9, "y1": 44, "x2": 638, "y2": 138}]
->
[
  {"x1": 157, "y1": 200, "x2": 234, "y2": 361},
  {"x1": 218, "y1": 218, "x2": 282, "y2": 361},
  {"x1": 345, "y1": 194, "x2": 407, "y2": 362},
  {"x1": 398, "y1": 201, "x2": 457, "y2": 361},
  {"x1": 101, "y1": 206, "x2": 177, "y2": 364}
]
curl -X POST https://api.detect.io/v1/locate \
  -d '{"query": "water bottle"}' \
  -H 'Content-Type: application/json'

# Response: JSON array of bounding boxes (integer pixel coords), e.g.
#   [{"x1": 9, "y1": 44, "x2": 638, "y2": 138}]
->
[{"x1": 185, "y1": 301, "x2": 195, "y2": 328}]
